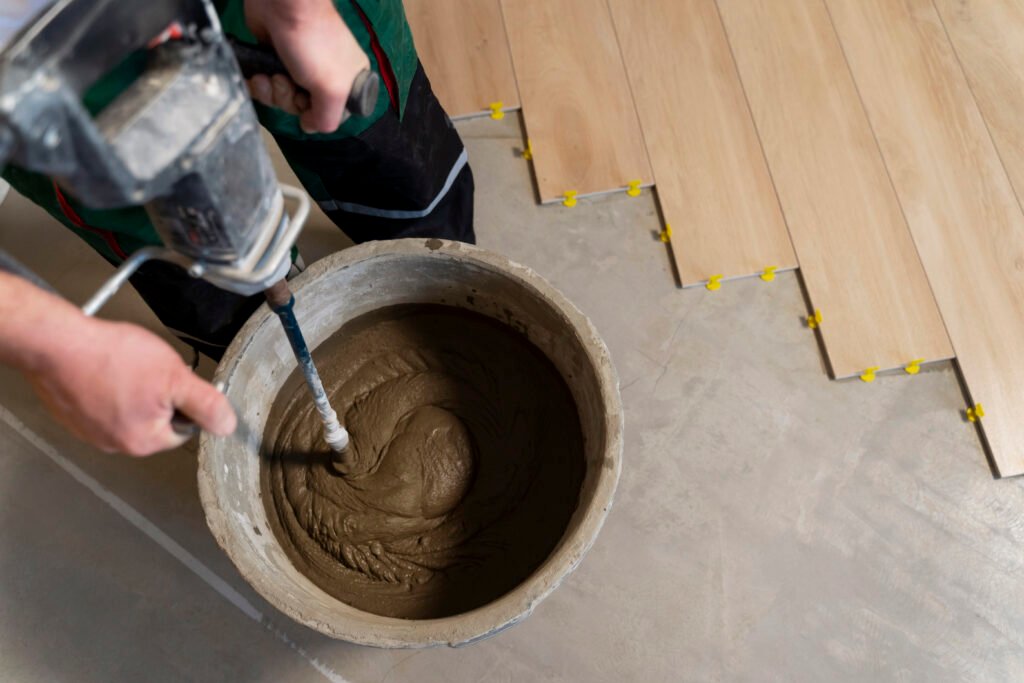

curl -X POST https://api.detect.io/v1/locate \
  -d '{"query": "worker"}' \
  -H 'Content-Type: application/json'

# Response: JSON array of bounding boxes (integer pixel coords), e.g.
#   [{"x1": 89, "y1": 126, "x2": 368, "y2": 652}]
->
[{"x1": 0, "y1": 0, "x2": 473, "y2": 455}]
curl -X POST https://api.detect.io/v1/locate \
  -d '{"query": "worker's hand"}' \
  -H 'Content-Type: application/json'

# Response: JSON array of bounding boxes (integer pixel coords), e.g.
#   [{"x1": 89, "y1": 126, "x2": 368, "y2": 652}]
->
[
  {"x1": 25, "y1": 318, "x2": 237, "y2": 456},
  {"x1": 244, "y1": 0, "x2": 371, "y2": 134},
  {"x1": 0, "y1": 272, "x2": 234, "y2": 455}
]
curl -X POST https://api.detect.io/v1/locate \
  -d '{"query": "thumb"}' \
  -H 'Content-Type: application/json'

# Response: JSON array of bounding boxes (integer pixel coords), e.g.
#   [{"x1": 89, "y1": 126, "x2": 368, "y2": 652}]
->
[{"x1": 172, "y1": 372, "x2": 237, "y2": 437}]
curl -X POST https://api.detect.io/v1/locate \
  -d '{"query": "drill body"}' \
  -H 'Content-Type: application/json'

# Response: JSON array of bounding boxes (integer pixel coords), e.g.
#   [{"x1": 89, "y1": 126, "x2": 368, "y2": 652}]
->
[{"x1": 0, "y1": 0, "x2": 292, "y2": 295}]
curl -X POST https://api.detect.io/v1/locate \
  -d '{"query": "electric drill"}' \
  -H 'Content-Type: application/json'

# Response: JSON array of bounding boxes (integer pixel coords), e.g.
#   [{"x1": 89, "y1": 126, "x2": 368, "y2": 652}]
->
[{"x1": 0, "y1": 0, "x2": 378, "y2": 456}]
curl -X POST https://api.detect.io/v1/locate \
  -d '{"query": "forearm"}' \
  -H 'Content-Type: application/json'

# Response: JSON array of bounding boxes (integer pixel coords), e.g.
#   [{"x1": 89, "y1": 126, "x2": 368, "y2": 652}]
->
[
  {"x1": 0, "y1": 270, "x2": 89, "y2": 373},
  {"x1": 244, "y1": 0, "x2": 368, "y2": 133},
  {"x1": 254, "y1": 0, "x2": 329, "y2": 25}
]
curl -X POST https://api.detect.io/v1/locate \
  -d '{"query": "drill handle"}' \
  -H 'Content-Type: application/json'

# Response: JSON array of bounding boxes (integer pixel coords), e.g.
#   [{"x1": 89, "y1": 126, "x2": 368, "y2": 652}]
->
[
  {"x1": 0, "y1": 127, "x2": 13, "y2": 172},
  {"x1": 227, "y1": 37, "x2": 380, "y2": 120}
]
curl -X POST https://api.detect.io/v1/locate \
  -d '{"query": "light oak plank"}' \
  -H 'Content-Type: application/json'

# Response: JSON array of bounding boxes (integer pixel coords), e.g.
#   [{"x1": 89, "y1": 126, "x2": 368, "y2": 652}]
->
[
  {"x1": 501, "y1": 0, "x2": 652, "y2": 202},
  {"x1": 716, "y1": 0, "x2": 952, "y2": 378},
  {"x1": 608, "y1": 0, "x2": 795, "y2": 286},
  {"x1": 404, "y1": 0, "x2": 520, "y2": 118},
  {"x1": 827, "y1": 0, "x2": 1024, "y2": 476},
  {"x1": 933, "y1": 0, "x2": 1024, "y2": 213}
]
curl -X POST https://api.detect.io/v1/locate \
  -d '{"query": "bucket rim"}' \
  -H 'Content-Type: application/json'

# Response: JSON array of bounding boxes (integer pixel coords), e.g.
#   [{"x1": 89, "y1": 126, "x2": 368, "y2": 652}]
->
[{"x1": 197, "y1": 238, "x2": 623, "y2": 647}]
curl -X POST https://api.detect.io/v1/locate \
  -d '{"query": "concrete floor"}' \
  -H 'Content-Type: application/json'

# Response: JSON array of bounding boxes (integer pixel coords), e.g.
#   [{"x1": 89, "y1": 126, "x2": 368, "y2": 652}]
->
[{"x1": 1, "y1": 113, "x2": 1023, "y2": 682}]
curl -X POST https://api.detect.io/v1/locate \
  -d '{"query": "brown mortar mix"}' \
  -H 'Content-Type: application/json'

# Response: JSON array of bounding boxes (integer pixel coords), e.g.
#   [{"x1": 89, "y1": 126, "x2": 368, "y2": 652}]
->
[{"x1": 260, "y1": 303, "x2": 586, "y2": 620}]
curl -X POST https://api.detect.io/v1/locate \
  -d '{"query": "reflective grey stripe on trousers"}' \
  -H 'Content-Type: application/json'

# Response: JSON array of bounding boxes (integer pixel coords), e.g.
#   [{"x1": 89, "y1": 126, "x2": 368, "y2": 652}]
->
[{"x1": 316, "y1": 148, "x2": 468, "y2": 219}]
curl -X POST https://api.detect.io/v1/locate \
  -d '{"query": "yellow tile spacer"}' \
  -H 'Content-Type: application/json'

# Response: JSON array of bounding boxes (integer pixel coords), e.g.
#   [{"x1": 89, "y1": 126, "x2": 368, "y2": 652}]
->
[
  {"x1": 859, "y1": 366, "x2": 881, "y2": 383},
  {"x1": 562, "y1": 190, "x2": 578, "y2": 208},
  {"x1": 522, "y1": 139, "x2": 533, "y2": 161},
  {"x1": 760, "y1": 266, "x2": 778, "y2": 282},
  {"x1": 904, "y1": 358, "x2": 925, "y2": 375},
  {"x1": 807, "y1": 309, "x2": 823, "y2": 329},
  {"x1": 659, "y1": 224, "x2": 673, "y2": 243},
  {"x1": 489, "y1": 101, "x2": 505, "y2": 120},
  {"x1": 966, "y1": 403, "x2": 985, "y2": 423},
  {"x1": 626, "y1": 179, "x2": 642, "y2": 197},
  {"x1": 706, "y1": 274, "x2": 723, "y2": 291}
]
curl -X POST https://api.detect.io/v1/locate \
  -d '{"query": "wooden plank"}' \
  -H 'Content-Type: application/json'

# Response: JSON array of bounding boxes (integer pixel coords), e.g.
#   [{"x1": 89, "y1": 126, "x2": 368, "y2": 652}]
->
[
  {"x1": 607, "y1": 0, "x2": 795, "y2": 286},
  {"x1": 715, "y1": 0, "x2": 952, "y2": 378},
  {"x1": 826, "y1": 0, "x2": 1024, "y2": 476},
  {"x1": 501, "y1": 0, "x2": 652, "y2": 202},
  {"x1": 404, "y1": 0, "x2": 520, "y2": 118},
  {"x1": 933, "y1": 0, "x2": 1024, "y2": 212}
]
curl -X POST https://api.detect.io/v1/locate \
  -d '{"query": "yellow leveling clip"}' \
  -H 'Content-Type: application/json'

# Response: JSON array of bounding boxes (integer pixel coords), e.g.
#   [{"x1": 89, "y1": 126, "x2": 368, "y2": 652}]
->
[
  {"x1": 967, "y1": 403, "x2": 985, "y2": 423},
  {"x1": 706, "y1": 274, "x2": 723, "y2": 291},
  {"x1": 562, "y1": 191, "x2": 578, "y2": 208},
  {"x1": 627, "y1": 180, "x2": 642, "y2": 198},
  {"x1": 904, "y1": 358, "x2": 925, "y2": 375},
  {"x1": 859, "y1": 366, "x2": 880, "y2": 383},
  {"x1": 522, "y1": 139, "x2": 533, "y2": 161},
  {"x1": 659, "y1": 224, "x2": 673, "y2": 243},
  {"x1": 760, "y1": 266, "x2": 777, "y2": 282},
  {"x1": 807, "y1": 309, "x2": 823, "y2": 329},
  {"x1": 489, "y1": 101, "x2": 505, "y2": 120}
]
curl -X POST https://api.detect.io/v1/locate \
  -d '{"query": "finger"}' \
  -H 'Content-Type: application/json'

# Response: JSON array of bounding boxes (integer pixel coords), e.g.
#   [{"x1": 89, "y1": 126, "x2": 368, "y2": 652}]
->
[
  {"x1": 293, "y1": 90, "x2": 311, "y2": 114},
  {"x1": 83, "y1": 429, "x2": 122, "y2": 454},
  {"x1": 271, "y1": 74, "x2": 301, "y2": 116},
  {"x1": 113, "y1": 419, "x2": 191, "y2": 457},
  {"x1": 139, "y1": 427, "x2": 192, "y2": 457},
  {"x1": 300, "y1": 85, "x2": 348, "y2": 134},
  {"x1": 247, "y1": 75, "x2": 273, "y2": 107},
  {"x1": 172, "y1": 372, "x2": 237, "y2": 437}
]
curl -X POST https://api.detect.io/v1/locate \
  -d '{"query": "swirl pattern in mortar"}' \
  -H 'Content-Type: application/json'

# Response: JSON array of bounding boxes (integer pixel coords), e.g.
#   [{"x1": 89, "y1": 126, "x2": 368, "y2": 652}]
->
[{"x1": 262, "y1": 304, "x2": 585, "y2": 619}]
